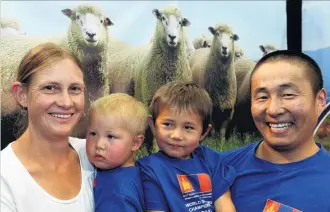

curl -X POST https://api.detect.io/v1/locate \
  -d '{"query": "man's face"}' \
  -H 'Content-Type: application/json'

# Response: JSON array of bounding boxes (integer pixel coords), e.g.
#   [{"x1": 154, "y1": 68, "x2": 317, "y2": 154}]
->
[{"x1": 251, "y1": 61, "x2": 326, "y2": 151}]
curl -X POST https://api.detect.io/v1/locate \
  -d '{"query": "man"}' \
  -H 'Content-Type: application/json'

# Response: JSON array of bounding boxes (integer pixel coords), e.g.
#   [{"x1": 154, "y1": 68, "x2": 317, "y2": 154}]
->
[{"x1": 223, "y1": 50, "x2": 330, "y2": 211}]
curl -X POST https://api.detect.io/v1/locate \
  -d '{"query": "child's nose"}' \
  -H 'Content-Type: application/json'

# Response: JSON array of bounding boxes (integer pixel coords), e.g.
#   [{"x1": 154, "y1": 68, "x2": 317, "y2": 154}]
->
[{"x1": 170, "y1": 128, "x2": 183, "y2": 141}]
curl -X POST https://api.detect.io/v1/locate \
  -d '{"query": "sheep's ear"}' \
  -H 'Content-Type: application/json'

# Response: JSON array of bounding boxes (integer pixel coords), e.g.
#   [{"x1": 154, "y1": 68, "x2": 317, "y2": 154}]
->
[
  {"x1": 181, "y1": 18, "x2": 190, "y2": 27},
  {"x1": 202, "y1": 40, "x2": 208, "y2": 48},
  {"x1": 62, "y1": 9, "x2": 73, "y2": 18},
  {"x1": 104, "y1": 17, "x2": 114, "y2": 26},
  {"x1": 233, "y1": 34, "x2": 239, "y2": 41},
  {"x1": 152, "y1": 9, "x2": 161, "y2": 20},
  {"x1": 259, "y1": 45, "x2": 266, "y2": 53},
  {"x1": 208, "y1": 27, "x2": 216, "y2": 35}
]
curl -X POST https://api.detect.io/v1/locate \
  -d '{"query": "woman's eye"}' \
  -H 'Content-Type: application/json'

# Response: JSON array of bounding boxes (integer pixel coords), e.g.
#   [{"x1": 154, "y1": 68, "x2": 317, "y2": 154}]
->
[
  {"x1": 42, "y1": 85, "x2": 57, "y2": 93},
  {"x1": 89, "y1": 132, "x2": 96, "y2": 136},
  {"x1": 70, "y1": 86, "x2": 83, "y2": 94}
]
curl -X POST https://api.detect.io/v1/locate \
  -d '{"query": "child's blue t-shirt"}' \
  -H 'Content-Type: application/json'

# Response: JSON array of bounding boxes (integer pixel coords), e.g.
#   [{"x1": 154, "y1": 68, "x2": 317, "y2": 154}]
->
[
  {"x1": 136, "y1": 145, "x2": 236, "y2": 212},
  {"x1": 221, "y1": 141, "x2": 330, "y2": 212},
  {"x1": 94, "y1": 166, "x2": 145, "y2": 212}
]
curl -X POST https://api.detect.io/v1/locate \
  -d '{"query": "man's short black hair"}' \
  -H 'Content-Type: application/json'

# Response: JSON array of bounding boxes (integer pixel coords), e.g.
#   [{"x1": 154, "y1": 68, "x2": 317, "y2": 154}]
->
[{"x1": 250, "y1": 50, "x2": 324, "y2": 96}]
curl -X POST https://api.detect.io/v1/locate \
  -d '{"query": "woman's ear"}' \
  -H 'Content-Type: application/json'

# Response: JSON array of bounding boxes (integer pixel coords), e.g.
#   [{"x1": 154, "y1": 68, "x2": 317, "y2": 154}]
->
[
  {"x1": 11, "y1": 81, "x2": 28, "y2": 108},
  {"x1": 132, "y1": 134, "x2": 144, "y2": 152}
]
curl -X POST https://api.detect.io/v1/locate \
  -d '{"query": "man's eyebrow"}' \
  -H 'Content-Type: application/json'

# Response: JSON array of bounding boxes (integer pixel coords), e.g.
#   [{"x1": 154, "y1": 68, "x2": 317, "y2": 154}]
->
[
  {"x1": 279, "y1": 83, "x2": 299, "y2": 90},
  {"x1": 253, "y1": 87, "x2": 267, "y2": 96}
]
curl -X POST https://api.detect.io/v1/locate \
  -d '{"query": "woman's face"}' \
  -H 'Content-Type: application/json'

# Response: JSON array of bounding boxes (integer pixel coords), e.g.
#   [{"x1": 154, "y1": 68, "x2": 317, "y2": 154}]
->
[{"x1": 24, "y1": 58, "x2": 85, "y2": 138}]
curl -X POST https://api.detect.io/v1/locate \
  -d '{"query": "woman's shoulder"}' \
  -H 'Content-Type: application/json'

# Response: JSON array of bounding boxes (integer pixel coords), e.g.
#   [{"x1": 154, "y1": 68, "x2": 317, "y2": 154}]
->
[
  {"x1": 1, "y1": 144, "x2": 17, "y2": 169},
  {"x1": 69, "y1": 137, "x2": 86, "y2": 151},
  {"x1": 69, "y1": 137, "x2": 95, "y2": 172}
]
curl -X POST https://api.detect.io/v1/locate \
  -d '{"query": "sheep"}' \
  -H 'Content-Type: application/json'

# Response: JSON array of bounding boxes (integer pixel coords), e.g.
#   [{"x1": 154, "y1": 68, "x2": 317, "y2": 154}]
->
[
  {"x1": 225, "y1": 57, "x2": 260, "y2": 141},
  {"x1": 193, "y1": 34, "x2": 243, "y2": 62},
  {"x1": 149, "y1": 27, "x2": 195, "y2": 58},
  {"x1": 234, "y1": 44, "x2": 244, "y2": 61},
  {"x1": 0, "y1": 18, "x2": 26, "y2": 36},
  {"x1": 108, "y1": 43, "x2": 151, "y2": 95},
  {"x1": 193, "y1": 34, "x2": 212, "y2": 49},
  {"x1": 189, "y1": 23, "x2": 239, "y2": 137},
  {"x1": 0, "y1": 3, "x2": 114, "y2": 139},
  {"x1": 259, "y1": 44, "x2": 277, "y2": 56},
  {"x1": 134, "y1": 5, "x2": 193, "y2": 106}
]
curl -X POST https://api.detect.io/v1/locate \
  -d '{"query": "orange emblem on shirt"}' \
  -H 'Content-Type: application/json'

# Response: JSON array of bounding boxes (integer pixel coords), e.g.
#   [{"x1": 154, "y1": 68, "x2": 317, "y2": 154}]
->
[{"x1": 177, "y1": 175, "x2": 194, "y2": 193}]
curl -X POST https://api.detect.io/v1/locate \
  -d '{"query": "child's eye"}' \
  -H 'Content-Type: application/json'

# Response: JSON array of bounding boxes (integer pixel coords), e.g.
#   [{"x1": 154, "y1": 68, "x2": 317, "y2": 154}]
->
[
  {"x1": 89, "y1": 131, "x2": 96, "y2": 136},
  {"x1": 185, "y1": 126, "x2": 194, "y2": 130},
  {"x1": 107, "y1": 134, "x2": 116, "y2": 140},
  {"x1": 163, "y1": 122, "x2": 172, "y2": 127}
]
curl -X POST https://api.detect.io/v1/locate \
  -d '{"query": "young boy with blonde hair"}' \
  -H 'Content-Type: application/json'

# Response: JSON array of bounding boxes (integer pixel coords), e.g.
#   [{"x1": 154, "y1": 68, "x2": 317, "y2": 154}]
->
[
  {"x1": 137, "y1": 81, "x2": 236, "y2": 212},
  {"x1": 86, "y1": 93, "x2": 148, "y2": 212}
]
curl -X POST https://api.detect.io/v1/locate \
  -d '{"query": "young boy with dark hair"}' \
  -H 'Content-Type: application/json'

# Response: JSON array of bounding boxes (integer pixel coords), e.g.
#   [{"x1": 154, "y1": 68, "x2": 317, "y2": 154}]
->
[{"x1": 137, "y1": 81, "x2": 236, "y2": 212}]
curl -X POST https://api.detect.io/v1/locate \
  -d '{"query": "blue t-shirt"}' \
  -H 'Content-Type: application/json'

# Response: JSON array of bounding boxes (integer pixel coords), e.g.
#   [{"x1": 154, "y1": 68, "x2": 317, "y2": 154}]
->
[
  {"x1": 94, "y1": 166, "x2": 145, "y2": 212},
  {"x1": 137, "y1": 145, "x2": 236, "y2": 212},
  {"x1": 221, "y1": 141, "x2": 330, "y2": 212}
]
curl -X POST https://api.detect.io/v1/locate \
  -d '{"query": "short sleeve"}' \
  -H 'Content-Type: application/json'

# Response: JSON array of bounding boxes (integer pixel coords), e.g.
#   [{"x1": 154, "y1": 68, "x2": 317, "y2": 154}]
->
[
  {"x1": 199, "y1": 146, "x2": 237, "y2": 201},
  {"x1": 212, "y1": 163, "x2": 237, "y2": 201},
  {"x1": 137, "y1": 161, "x2": 169, "y2": 211},
  {"x1": 1, "y1": 176, "x2": 17, "y2": 212}
]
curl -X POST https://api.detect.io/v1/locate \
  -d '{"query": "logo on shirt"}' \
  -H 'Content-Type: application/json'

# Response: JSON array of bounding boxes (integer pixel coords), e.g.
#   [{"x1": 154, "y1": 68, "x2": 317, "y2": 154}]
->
[
  {"x1": 263, "y1": 199, "x2": 302, "y2": 212},
  {"x1": 177, "y1": 173, "x2": 212, "y2": 194}
]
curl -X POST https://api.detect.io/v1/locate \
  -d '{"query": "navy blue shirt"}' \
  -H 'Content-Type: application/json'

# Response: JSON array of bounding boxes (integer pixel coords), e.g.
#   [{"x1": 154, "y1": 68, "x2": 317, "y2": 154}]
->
[
  {"x1": 137, "y1": 145, "x2": 236, "y2": 212},
  {"x1": 94, "y1": 166, "x2": 145, "y2": 212},
  {"x1": 221, "y1": 141, "x2": 330, "y2": 212}
]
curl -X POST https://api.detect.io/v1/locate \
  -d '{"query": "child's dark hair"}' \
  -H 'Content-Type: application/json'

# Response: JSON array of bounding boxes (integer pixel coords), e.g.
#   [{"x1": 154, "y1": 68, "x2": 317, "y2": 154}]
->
[{"x1": 149, "y1": 81, "x2": 213, "y2": 134}]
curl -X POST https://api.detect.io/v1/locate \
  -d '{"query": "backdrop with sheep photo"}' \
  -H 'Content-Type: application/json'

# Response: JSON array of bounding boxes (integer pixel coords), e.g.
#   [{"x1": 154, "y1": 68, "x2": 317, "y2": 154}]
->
[
  {"x1": 304, "y1": 1, "x2": 330, "y2": 152},
  {"x1": 1, "y1": 1, "x2": 288, "y2": 153}
]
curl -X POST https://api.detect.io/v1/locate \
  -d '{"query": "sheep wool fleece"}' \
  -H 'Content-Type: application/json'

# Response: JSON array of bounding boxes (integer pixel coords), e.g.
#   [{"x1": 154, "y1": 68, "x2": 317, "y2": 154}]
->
[
  {"x1": 0, "y1": 137, "x2": 95, "y2": 212},
  {"x1": 221, "y1": 141, "x2": 330, "y2": 212},
  {"x1": 94, "y1": 166, "x2": 145, "y2": 212},
  {"x1": 137, "y1": 145, "x2": 237, "y2": 212}
]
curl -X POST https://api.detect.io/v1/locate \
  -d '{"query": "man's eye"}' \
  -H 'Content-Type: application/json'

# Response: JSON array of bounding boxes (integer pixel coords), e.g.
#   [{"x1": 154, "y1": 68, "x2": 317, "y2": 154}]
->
[{"x1": 89, "y1": 132, "x2": 96, "y2": 136}]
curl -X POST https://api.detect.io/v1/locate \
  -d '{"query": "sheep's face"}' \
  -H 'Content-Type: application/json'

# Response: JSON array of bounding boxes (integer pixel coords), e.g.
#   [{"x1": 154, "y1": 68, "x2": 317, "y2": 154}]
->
[
  {"x1": 209, "y1": 27, "x2": 239, "y2": 59},
  {"x1": 200, "y1": 36, "x2": 212, "y2": 48},
  {"x1": 153, "y1": 9, "x2": 190, "y2": 48},
  {"x1": 235, "y1": 51, "x2": 243, "y2": 60},
  {"x1": 75, "y1": 12, "x2": 112, "y2": 46},
  {"x1": 62, "y1": 8, "x2": 113, "y2": 47}
]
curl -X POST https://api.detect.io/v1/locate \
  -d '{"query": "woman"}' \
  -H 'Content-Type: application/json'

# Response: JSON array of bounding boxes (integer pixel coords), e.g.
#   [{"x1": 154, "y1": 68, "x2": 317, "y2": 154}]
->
[{"x1": 1, "y1": 43, "x2": 94, "y2": 211}]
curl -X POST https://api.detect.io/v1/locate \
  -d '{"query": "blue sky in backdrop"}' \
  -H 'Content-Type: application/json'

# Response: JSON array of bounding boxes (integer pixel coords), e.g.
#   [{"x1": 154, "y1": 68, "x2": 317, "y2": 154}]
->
[{"x1": 1, "y1": 1, "x2": 329, "y2": 60}]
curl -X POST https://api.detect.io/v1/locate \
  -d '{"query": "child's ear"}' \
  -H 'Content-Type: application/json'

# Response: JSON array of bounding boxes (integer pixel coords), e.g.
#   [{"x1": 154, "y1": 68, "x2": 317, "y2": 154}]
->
[
  {"x1": 132, "y1": 134, "x2": 144, "y2": 151},
  {"x1": 200, "y1": 124, "x2": 212, "y2": 141},
  {"x1": 147, "y1": 115, "x2": 156, "y2": 135}
]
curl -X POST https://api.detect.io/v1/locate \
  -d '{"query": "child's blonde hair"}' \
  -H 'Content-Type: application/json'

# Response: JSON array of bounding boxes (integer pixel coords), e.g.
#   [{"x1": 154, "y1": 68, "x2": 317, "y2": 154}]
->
[{"x1": 89, "y1": 93, "x2": 149, "y2": 136}]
